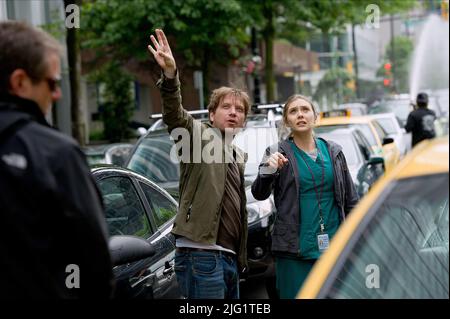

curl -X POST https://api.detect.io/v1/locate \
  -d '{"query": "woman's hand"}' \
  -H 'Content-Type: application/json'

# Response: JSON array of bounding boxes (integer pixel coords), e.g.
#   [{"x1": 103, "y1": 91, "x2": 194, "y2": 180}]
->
[
  {"x1": 147, "y1": 29, "x2": 177, "y2": 79},
  {"x1": 265, "y1": 152, "x2": 288, "y2": 171}
]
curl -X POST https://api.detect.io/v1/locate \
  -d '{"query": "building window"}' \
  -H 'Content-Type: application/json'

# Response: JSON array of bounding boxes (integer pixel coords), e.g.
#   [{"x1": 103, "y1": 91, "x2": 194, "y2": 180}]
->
[{"x1": 6, "y1": 0, "x2": 16, "y2": 19}]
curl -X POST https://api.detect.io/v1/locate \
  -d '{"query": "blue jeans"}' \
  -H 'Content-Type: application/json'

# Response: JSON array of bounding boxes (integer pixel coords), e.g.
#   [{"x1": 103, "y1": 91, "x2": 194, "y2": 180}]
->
[{"x1": 175, "y1": 249, "x2": 240, "y2": 299}]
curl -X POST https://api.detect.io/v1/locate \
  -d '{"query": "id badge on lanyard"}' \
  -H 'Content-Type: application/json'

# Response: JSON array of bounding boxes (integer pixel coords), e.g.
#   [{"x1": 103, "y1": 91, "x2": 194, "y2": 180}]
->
[{"x1": 317, "y1": 222, "x2": 329, "y2": 252}]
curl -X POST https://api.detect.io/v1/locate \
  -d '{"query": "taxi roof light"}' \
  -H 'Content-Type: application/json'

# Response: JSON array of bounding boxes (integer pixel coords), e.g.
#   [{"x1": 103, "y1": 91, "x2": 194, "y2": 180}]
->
[{"x1": 320, "y1": 109, "x2": 352, "y2": 118}]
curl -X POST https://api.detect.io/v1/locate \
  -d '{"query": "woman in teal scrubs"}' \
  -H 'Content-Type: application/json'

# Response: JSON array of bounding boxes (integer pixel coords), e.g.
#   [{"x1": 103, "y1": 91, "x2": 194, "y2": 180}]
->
[{"x1": 251, "y1": 95, "x2": 359, "y2": 299}]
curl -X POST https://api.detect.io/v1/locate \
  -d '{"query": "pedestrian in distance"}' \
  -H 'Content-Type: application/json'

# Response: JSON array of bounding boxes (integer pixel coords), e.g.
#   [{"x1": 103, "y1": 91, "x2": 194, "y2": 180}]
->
[
  {"x1": 147, "y1": 29, "x2": 250, "y2": 299},
  {"x1": 251, "y1": 94, "x2": 359, "y2": 299},
  {"x1": 405, "y1": 92, "x2": 437, "y2": 147},
  {"x1": 0, "y1": 21, "x2": 114, "y2": 299}
]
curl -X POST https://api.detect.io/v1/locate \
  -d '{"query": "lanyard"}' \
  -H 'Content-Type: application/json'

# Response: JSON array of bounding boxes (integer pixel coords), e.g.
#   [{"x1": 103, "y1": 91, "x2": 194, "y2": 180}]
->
[{"x1": 297, "y1": 139, "x2": 326, "y2": 233}]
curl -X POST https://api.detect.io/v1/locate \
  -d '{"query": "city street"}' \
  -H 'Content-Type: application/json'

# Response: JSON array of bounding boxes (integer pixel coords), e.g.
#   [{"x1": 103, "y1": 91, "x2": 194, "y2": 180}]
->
[{"x1": 0, "y1": 0, "x2": 448, "y2": 300}]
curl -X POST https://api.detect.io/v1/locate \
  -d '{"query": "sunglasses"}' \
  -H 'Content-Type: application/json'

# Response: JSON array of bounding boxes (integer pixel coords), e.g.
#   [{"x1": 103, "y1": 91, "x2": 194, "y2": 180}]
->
[{"x1": 45, "y1": 76, "x2": 62, "y2": 93}]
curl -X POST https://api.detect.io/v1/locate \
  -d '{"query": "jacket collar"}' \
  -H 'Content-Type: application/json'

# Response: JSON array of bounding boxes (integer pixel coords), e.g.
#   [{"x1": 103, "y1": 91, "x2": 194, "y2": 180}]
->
[
  {"x1": 203, "y1": 120, "x2": 248, "y2": 163},
  {"x1": 279, "y1": 136, "x2": 342, "y2": 160},
  {"x1": 0, "y1": 94, "x2": 50, "y2": 128}
]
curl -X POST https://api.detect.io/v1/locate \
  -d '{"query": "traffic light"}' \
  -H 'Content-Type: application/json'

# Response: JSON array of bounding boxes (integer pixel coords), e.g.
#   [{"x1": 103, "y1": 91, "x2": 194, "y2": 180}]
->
[{"x1": 383, "y1": 62, "x2": 392, "y2": 87}]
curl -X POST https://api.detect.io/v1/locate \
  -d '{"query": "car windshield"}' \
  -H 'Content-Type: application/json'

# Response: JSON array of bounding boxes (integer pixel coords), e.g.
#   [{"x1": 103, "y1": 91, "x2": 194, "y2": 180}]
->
[
  {"x1": 368, "y1": 100, "x2": 412, "y2": 124},
  {"x1": 322, "y1": 173, "x2": 449, "y2": 298},
  {"x1": 315, "y1": 133, "x2": 359, "y2": 166},
  {"x1": 315, "y1": 124, "x2": 377, "y2": 147},
  {"x1": 127, "y1": 135, "x2": 180, "y2": 183},
  {"x1": 375, "y1": 118, "x2": 397, "y2": 135}
]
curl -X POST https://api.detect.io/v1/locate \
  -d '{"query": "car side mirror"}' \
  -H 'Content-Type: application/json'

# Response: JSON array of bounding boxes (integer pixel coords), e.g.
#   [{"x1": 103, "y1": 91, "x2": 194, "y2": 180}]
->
[
  {"x1": 382, "y1": 137, "x2": 394, "y2": 145},
  {"x1": 137, "y1": 127, "x2": 148, "y2": 136},
  {"x1": 367, "y1": 156, "x2": 384, "y2": 167},
  {"x1": 109, "y1": 235, "x2": 155, "y2": 266}
]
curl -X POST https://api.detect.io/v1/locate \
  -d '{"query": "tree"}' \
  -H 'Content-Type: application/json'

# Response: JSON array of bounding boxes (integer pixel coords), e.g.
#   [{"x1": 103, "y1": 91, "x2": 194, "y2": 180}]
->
[
  {"x1": 240, "y1": 0, "x2": 311, "y2": 102},
  {"x1": 89, "y1": 61, "x2": 134, "y2": 142},
  {"x1": 241, "y1": 0, "x2": 414, "y2": 102},
  {"x1": 82, "y1": 0, "x2": 250, "y2": 102}
]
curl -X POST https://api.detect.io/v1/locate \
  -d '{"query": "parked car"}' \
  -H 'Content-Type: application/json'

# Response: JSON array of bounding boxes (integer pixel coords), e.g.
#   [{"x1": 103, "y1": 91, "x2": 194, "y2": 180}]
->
[
  {"x1": 369, "y1": 113, "x2": 411, "y2": 157},
  {"x1": 316, "y1": 112, "x2": 400, "y2": 173},
  {"x1": 92, "y1": 165, "x2": 180, "y2": 299},
  {"x1": 316, "y1": 128, "x2": 385, "y2": 198},
  {"x1": 84, "y1": 143, "x2": 134, "y2": 167},
  {"x1": 298, "y1": 137, "x2": 449, "y2": 299},
  {"x1": 126, "y1": 121, "x2": 281, "y2": 296}
]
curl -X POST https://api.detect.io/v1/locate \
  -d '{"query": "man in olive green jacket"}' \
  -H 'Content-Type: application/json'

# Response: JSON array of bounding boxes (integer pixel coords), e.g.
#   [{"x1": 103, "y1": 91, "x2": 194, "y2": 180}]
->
[{"x1": 148, "y1": 29, "x2": 249, "y2": 299}]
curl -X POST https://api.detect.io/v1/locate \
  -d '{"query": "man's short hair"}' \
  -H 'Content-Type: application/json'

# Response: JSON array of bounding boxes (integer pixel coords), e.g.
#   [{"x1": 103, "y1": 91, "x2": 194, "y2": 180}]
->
[
  {"x1": 416, "y1": 92, "x2": 429, "y2": 107},
  {"x1": 207, "y1": 87, "x2": 250, "y2": 118},
  {"x1": 0, "y1": 21, "x2": 63, "y2": 95}
]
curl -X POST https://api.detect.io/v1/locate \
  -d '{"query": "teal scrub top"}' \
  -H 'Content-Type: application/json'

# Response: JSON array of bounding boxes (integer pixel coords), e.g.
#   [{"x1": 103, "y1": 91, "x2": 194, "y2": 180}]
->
[{"x1": 290, "y1": 138, "x2": 341, "y2": 259}]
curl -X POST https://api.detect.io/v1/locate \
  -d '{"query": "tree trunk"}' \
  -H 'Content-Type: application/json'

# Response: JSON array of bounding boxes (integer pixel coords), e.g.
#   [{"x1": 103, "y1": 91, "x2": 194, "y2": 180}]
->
[
  {"x1": 64, "y1": 0, "x2": 84, "y2": 145},
  {"x1": 263, "y1": 1, "x2": 275, "y2": 102}
]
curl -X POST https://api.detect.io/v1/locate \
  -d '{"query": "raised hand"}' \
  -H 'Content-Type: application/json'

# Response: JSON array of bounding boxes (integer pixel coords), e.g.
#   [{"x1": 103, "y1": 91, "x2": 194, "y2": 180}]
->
[
  {"x1": 266, "y1": 152, "x2": 289, "y2": 171},
  {"x1": 148, "y1": 29, "x2": 177, "y2": 79}
]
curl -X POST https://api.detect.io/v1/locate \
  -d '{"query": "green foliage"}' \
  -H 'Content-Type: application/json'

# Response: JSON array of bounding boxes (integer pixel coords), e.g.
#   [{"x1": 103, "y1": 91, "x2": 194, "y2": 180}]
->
[
  {"x1": 89, "y1": 129, "x2": 105, "y2": 141},
  {"x1": 240, "y1": 0, "x2": 415, "y2": 101},
  {"x1": 40, "y1": 7, "x2": 66, "y2": 39},
  {"x1": 339, "y1": 0, "x2": 417, "y2": 26},
  {"x1": 155, "y1": 208, "x2": 176, "y2": 227},
  {"x1": 81, "y1": 0, "x2": 250, "y2": 67},
  {"x1": 89, "y1": 61, "x2": 134, "y2": 142}
]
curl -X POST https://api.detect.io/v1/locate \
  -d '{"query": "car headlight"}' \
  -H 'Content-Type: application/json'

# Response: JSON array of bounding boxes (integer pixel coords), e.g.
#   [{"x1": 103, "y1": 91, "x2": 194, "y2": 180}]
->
[{"x1": 247, "y1": 198, "x2": 273, "y2": 226}]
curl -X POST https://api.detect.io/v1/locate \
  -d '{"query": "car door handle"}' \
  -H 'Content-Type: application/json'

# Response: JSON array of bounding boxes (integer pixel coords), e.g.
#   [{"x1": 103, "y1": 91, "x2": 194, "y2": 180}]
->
[
  {"x1": 163, "y1": 267, "x2": 174, "y2": 276},
  {"x1": 163, "y1": 261, "x2": 174, "y2": 276}
]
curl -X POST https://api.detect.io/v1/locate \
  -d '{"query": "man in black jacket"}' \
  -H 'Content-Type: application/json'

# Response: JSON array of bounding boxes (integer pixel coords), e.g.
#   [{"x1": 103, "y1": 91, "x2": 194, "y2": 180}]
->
[
  {"x1": 405, "y1": 92, "x2": 437, "y2": 147},
  {"x1": 0, "y1": 21, "x2": 114, "y2": 298}
]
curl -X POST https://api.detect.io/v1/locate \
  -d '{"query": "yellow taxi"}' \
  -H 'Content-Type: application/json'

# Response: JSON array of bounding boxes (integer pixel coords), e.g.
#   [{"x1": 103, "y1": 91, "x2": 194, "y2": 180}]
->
[
  {"x1": 297, "y1": 137, "x2": 449, "y2": 299},
  {"x1": 315, "y1": 110, "x2": 401, "y2": 172}
]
